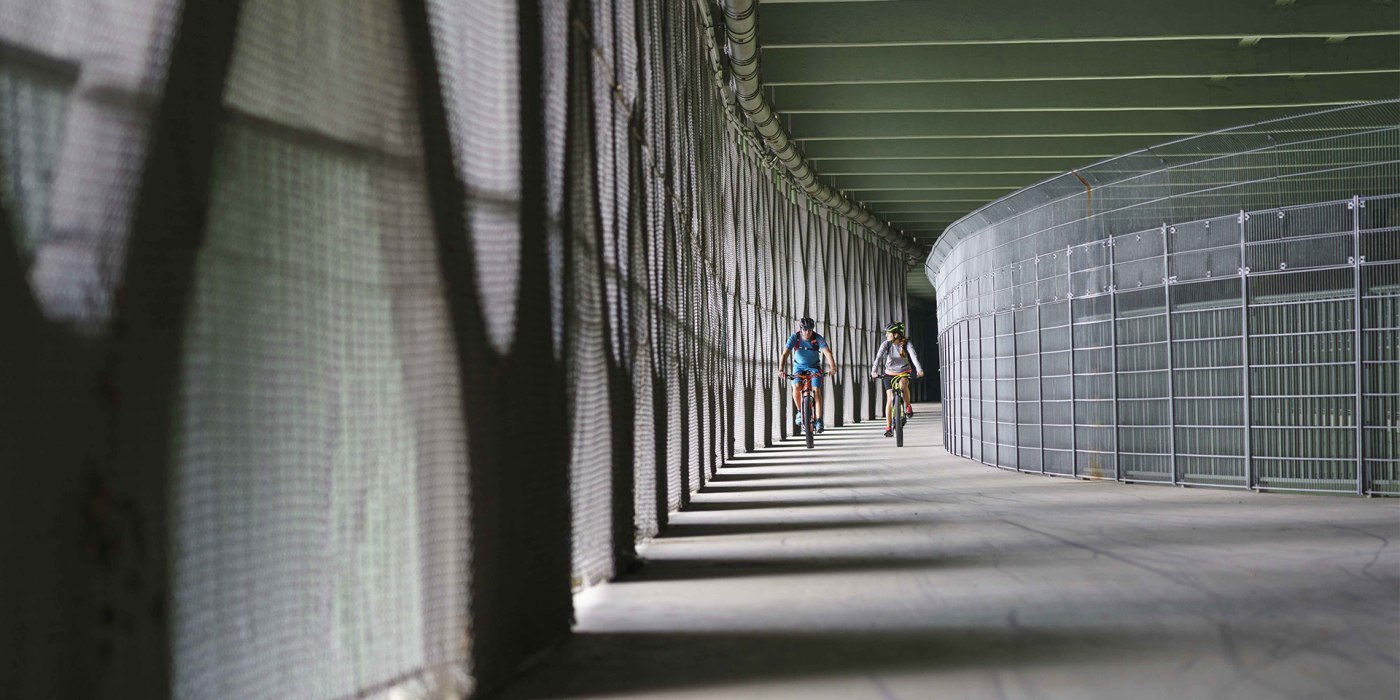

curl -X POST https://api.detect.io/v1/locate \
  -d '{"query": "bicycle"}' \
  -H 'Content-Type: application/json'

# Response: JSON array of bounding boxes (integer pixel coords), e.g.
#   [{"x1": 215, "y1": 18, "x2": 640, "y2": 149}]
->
[
  {"x1": 786, "y1": 369, "x2": 828, "y2": 449},
  {"x1": 883, "y1": 371, "x2": 912, "y2": 447}
]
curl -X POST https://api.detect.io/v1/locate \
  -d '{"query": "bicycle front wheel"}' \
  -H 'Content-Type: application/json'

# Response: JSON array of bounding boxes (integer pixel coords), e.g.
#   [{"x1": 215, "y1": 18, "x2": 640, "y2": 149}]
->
[
  {"x1": 894, "y1": 390, "x2": 904, "y2": 447},
  {"x1": 803, "y1": 394, "x2": 814, "y2": 449}
]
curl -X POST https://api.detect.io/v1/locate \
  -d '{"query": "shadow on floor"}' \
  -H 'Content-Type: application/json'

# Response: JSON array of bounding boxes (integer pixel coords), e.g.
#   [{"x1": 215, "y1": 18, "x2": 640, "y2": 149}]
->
[
  {"x1": 706, "y1": 468, "x2": 889, "y2": 482},
  {"x1": 698, "y1": 479, "x2": 936, "y2": 493},
  {"x1": 612, "y1": 552, "x2": 978, "y2": 582},
  {"x1": 495, "y1": 626, "x2": 1191, "y2": 699},
  {"x1": 657, "y1": 517, "x2": 932, "y2": 538},
  {"x1": 680, "y1": 496, "x2": 913, "y2": 512}
]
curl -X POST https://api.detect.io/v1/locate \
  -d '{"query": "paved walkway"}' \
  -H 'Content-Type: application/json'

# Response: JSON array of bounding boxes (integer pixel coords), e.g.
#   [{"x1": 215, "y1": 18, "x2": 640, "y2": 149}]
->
[{"x1": 498, "y1": 405, "x2": 1399, "y2": 699}]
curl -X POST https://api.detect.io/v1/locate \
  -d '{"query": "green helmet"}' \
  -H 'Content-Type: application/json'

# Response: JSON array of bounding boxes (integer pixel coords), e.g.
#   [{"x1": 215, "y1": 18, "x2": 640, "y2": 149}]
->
[{"x1": 885, "y1": 321, "x2": 905, "y2": 335}]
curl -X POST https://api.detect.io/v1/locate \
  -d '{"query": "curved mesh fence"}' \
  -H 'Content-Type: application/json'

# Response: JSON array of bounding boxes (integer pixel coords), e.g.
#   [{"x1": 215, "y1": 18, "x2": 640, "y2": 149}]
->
[
  {"x1": 927, "y1": 101, "x2": 1400, "y2": 497},
  {"x1": 0, "y1": 0, "x2": 910, "y2": 697}
]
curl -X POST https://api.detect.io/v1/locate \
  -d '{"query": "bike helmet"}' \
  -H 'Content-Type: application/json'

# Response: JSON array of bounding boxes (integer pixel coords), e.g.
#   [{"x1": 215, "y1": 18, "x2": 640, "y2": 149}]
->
[
  {"x1": 798, "y1": 317, "x2": 816, "y2": 331},
  {"x1": 885, "y1": 321, "x2": 906, "y2": 335}
]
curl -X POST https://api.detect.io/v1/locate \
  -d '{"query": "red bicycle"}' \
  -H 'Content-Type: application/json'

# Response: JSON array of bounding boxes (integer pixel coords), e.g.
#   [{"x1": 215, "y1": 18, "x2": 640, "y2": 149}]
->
[{"x1": 786, "y1": 369, "x2": 830, "y2": 449}]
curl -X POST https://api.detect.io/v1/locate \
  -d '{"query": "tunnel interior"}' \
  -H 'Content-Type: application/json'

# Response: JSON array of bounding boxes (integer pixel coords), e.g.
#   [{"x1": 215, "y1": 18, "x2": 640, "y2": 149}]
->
[{"x1": 0, "y1": 0, "x2": 1396, "y2": 698}]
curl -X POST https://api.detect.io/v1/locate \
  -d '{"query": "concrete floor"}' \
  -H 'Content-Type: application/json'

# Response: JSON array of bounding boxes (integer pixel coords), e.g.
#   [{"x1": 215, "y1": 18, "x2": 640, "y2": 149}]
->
[{"x1": 497, "y1": 405, "x2": 1400, "y2": 700}]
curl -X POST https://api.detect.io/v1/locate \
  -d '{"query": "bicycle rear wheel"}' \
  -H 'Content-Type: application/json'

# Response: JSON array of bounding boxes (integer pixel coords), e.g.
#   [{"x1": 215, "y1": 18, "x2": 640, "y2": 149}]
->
[
  {"x1": 803, "y1": 394, "x2": 814, "y2": 449},
  {"x1": 894, "y1": 389, "x2": 905, "y2": 447}
]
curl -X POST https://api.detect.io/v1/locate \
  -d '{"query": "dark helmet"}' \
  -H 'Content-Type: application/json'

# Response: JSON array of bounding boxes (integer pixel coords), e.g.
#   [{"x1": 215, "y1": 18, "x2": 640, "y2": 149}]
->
[
  {"x1": 885, "y1": 321, "x2": 906, "y2": 335},
  {"x1": 798, "y1": 317, "x2": 816, "y2": 331}
]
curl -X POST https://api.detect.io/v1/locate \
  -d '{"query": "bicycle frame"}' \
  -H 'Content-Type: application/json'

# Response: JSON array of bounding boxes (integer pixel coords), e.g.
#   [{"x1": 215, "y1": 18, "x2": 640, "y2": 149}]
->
[
  {"x1": 789, "y1": 369, "x2": 823, "y2": 448},
  {"x1": 884, "y1": 372, "x2": 912, "y2": 404},
  {"x1": 791, "y1": 370, "x2": 819, "y2": 398},
  {"x1": 885, "y1": 371, "x2": 912, "y2": 447}
]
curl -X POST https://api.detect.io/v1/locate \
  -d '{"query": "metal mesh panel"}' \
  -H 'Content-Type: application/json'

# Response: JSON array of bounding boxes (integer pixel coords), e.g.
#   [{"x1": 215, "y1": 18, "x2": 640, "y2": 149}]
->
[
  {"x1": 170, "y1": 0, "x2": 469, "y2": 695},
  {"x1": 929, "y1": 102, "x2": 1400, "y2": 496},
  {"x1": 0, "y1": 0, "x2": 914, "y2": 696},
  {"x1": 1, "y1": 0, "x2": 182, "y2": 331}
]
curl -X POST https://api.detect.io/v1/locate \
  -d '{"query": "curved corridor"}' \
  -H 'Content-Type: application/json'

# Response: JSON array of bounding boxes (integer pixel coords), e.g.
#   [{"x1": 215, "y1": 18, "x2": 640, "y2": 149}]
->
[
  {"x1": 499, "y1": 405, "x2": 1399, "y2": 699},
  {"x1": 3, "y1": 1, "x2": 1397, "y2": 697}
]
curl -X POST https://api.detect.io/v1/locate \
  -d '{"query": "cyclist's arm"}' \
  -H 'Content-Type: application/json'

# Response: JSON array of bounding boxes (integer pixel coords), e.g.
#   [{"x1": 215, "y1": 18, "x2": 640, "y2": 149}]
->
[
  {"x1": 777, "y1": 347, "x2": 792, "y2": 376},
  {"x1": 870, "y1": 340, "x2": 888, "y2": 377},
  {"x1": 821, "y1": 347, "x2": 838, "y2": 375},
  {"x1": 908, "y1": 343, "x2": 924, "y2": 376}
]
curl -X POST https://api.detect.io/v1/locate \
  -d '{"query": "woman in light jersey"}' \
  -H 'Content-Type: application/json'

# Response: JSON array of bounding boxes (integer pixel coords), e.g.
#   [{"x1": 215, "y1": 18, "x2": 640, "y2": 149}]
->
[{"x1": 869, "y1": 321, "x2": 923, "y2": 438}]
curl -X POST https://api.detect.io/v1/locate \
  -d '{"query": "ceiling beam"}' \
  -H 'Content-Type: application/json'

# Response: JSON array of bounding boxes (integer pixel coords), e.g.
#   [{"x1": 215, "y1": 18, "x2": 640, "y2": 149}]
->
[
  {"x1": 830, "y1": 152, "x2": 1400, "y2": 188},
  {"x1": 860, "y1": 177, "x2": 1397, "y2": 222},
  {"x1": 800, "y1": 136, "x2": 1152, "y2": 158},
  {"x1": 845, "y1": 187, "x2": 1023, "y2": 202},
  {"x1": 769, "y1": 74, "x2": 1398, "y2": 112},
  {"x1": 859, "y1": 197, "x2": 1008, "y2": 204},
  {"x1": 814, "y1": 157, "x2": 1079, "y2": 174},
  {"x1": 828, "y1": 173, "x2": 1045, "y2": 190},
  {"x1": 865, "y1": 202, "x2": 986, "y2": 214},
  {"x1": 761, "y1": 36, "x2": 1399, "y2": 84},
  {"x1": 758, "y1": 0, "x2": 1400, "y2": 47},
  {"x1": 888, "y1": 223, "x2": 960, "y2": 231},
  {"x1": 785, "y1": 106, "x2": 1319, "y2": 139}
]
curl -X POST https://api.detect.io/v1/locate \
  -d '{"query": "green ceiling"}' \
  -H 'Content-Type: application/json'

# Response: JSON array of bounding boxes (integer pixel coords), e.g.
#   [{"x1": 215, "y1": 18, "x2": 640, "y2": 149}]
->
[{"x1": 755, "y1": 0, "x2": 1400, "y2": 299}]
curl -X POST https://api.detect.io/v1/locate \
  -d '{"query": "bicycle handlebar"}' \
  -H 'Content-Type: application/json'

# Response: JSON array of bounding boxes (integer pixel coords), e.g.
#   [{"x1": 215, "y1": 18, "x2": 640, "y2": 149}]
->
[{"x1": 780, "y1": 369, "x2": 833, "y2": 378}]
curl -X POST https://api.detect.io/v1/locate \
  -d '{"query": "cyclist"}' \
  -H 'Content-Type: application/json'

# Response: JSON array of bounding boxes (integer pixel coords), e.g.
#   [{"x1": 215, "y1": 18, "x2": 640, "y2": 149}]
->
[
  {"x1": 777, "y1": 317, "x2": 838, "y2": 434},
  {"x1": 869, "y1": 321, "x2": 924, "y2": 438}
]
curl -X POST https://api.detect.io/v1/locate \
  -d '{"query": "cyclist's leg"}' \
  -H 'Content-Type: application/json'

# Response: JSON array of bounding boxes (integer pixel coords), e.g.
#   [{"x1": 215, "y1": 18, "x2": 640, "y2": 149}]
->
[
  {"x1": 900, "y1": 375, "x2": 912, "y2": 413},
  {"x1": 811, "y1": 373, "x2": 823, "y2": 421},
  {"x1": 790, "y1": 378, "x2": 803, "y2": 422},
  {"x1": 881, "y1": 375, "x2": 894, "y2": 430}
]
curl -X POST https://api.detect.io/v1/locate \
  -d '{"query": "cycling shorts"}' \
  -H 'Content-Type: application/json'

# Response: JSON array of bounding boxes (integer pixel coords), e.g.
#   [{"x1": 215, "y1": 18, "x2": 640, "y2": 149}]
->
[
  {"x1": 881, "y1": 372, "x2": 910, "y2": 391},
  {"x1": 789, "y1": 367, "x2": 823, "y2": 389}
]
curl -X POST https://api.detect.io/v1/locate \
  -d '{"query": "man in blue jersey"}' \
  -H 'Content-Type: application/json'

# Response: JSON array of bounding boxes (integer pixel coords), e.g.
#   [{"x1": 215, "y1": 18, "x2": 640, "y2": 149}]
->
[{"x1": 777, "y1": 317, "x2": 838, "y2": 433}]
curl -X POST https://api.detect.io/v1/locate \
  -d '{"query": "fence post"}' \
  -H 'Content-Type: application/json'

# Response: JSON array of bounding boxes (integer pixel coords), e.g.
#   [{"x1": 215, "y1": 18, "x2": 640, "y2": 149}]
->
[
  {"x1": 1037, "y1": 298, "x2": 1047, "y2": 474},
  {"x1": 1163, "y1": 224, "x2": 1178, "y2": 485},
  {"x1": 1352, "y1": 195, "x2": 1366, "y2": 495},
  {"x1": 1108, "y1": 237, "x2": 1121, "y2": 481},
  {"x1": 1239, "y1": 210, "x2": 1253, "y2": 490},
  {"x1": 994, "y1": 313, "x2": 1002, "y2": 466},
  {"x1": 1012, "y1": 303, "x2": 1020, "y2": 471},
  {"x1": 965, "y1": 318, "x2": 974, "y2": 458},
  {"x1": 1068, "y1": 245, "x2": 1078, "y2": 478}
]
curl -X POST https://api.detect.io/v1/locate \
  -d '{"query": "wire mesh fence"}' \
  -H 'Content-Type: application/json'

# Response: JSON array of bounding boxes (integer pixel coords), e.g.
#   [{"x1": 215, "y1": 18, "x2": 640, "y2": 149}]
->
[
  {"x1": 0, "y1": 0, "x2": 910, "y2": 697},
  {"x1": 928, "y1": 101, "x2": 1400, "y2": 497}
]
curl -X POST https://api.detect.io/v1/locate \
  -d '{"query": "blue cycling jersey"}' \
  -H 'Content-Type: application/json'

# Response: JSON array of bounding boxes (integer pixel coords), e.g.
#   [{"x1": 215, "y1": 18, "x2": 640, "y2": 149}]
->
[{"x1": 785, "y1": 332, "x2": 828, "y2": 371}]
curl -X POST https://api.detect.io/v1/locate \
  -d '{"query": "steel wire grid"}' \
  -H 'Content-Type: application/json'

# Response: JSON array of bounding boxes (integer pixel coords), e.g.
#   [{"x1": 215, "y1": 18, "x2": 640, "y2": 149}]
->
[
  {"x1": 928, "y1": 102, "x2": 1400, "y2": 496},
  {"x1": 0, "y1": 0, "x2": 913, "y2": 696}
]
